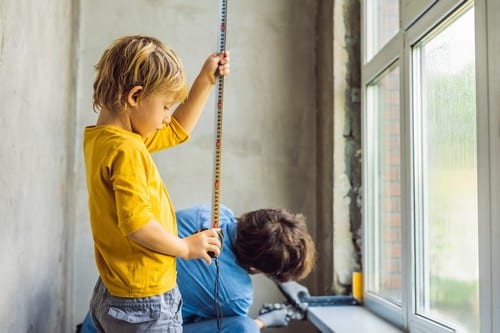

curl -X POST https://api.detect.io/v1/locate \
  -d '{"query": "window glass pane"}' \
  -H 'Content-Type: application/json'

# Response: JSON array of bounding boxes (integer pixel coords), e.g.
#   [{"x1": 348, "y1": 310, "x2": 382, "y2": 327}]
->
[
  {"x1": 413, "y1": 7, "x2": 479, "y2": 332},
  {"x1": 367, "y1": 64, "x2": 402, "y2": 305},
  {"x1": 366, "y1": 0, "x2": 399, "y2": 61}
]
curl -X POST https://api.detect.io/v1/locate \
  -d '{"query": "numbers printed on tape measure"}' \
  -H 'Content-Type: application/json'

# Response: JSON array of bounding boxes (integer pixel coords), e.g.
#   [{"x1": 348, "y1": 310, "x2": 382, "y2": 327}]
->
[{"x1": 211, "y1": 0, "x2": 228, "y2": 229}]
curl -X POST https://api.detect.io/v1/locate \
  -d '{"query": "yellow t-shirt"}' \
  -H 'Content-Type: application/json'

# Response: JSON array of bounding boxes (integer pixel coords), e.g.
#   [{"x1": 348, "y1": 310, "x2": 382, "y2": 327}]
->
[{"x1": 83, "y1": 117, "x2": 189, "y2": 297}]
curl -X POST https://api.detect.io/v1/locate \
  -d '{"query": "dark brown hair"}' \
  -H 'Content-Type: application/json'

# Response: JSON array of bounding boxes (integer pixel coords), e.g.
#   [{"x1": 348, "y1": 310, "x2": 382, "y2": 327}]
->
[{"x1": 235, "y1": 208, "x2": 316, "y2": 282}]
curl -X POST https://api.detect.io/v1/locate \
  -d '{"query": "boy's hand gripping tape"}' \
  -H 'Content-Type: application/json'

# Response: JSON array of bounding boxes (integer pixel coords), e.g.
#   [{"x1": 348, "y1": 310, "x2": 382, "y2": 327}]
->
[{"x1": 198, "y1": 228, "x2": 224, "y2": 258}]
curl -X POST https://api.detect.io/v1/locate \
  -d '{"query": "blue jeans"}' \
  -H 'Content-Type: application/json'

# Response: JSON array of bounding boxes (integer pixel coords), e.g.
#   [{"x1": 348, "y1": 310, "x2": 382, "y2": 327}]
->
[
  {"x1": 80, "y1": 312, "x2": 98, "y2": 333},
  {"x1": 89, "y1": 278, "x2": 182, "y2": 333},
  {"x1": 183, "y1": 316, "x2": 259, "y2": 333}
]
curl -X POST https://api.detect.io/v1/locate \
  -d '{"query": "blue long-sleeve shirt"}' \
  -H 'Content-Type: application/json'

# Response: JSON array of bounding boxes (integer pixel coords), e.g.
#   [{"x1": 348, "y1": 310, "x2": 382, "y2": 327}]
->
[{"x1": 176, "y1": 204, "x2": 253, "y2": 321}]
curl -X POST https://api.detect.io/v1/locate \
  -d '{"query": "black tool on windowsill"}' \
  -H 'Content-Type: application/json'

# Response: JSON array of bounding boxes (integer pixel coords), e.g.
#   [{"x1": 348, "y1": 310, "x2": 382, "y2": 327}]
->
[
  {"x1": 275, "y1": 280, "x2": 360, "y2": 322},
  {"x1": 301, "y1": 295, "x2": 360, "y2": 307}
]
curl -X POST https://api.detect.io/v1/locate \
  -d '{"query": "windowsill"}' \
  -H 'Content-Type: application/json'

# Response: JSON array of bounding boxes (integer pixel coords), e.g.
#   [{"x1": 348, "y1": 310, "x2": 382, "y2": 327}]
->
[{"x1": 307, "y1": 305, "x2": 404, "y2": 333}]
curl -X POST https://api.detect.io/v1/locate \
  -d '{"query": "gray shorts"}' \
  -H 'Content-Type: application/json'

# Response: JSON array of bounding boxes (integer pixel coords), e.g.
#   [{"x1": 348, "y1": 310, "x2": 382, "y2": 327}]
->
[{"x1": 90, "y1": 278, "x2": 183, "y2": 333}]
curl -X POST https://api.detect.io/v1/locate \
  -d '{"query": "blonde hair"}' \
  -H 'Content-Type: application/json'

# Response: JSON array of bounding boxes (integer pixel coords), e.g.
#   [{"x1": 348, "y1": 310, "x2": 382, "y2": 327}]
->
[{"x1": 93, "y1": 35, "x2": 188, "y2": 112}]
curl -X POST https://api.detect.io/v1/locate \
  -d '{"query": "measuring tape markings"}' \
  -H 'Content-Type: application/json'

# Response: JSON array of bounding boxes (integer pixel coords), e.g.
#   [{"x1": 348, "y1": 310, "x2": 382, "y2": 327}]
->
[
  {"x1": 211, "y1": 1, "x2": 228, "y2": 331},
  {"x1": 211, "y1": 0, "x2": 228, "y2": 229}
]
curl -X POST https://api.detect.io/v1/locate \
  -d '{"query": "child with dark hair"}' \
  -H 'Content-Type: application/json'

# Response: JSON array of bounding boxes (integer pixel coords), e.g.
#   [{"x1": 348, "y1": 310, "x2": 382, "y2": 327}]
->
[{"x1": 177, "y1": 205, "x2": 315, "y2": 332}]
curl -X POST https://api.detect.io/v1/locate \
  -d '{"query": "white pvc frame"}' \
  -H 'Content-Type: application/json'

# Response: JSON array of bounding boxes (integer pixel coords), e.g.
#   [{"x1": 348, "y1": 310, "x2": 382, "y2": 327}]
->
[{"x1": 362, "y1": 0, "x2": 498, "y2": 332}]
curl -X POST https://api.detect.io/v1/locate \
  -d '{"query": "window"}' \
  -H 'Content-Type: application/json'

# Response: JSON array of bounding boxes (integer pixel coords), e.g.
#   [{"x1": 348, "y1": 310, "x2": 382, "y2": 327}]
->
[
  {"x1": 366, "y1": 64, "x2": 403, "y2": 306},
  {"x1": 362, "y1": 0, "x2": 489, "y2": 332},
  {"x1": 412, "y1": 8, "x2": 478, "y2": 331},
  {"x1": 365, "y1": 0, "x2": 399, "y2": 61}
]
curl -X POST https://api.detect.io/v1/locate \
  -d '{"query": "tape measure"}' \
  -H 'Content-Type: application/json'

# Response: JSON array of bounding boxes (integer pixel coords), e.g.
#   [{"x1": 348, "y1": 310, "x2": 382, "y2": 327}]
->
[{"x1": 211, "y1": 0, "x2": 228, "y2": 229}]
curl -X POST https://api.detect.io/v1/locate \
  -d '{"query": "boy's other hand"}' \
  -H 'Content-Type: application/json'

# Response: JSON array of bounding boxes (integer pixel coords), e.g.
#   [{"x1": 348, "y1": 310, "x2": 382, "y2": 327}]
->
[
  {"x1": 182, "y1": 228, "x2": 222, "y2": 264},
  {"x1": 257, "y1": 304, "x2": 291, "y2": 328}
]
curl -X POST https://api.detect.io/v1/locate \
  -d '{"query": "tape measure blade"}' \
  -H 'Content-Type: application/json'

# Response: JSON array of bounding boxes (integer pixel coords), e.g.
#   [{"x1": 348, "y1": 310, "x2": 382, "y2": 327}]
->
[{"x1": 211, "y1": 0, "x2": 228, "y2": 229}]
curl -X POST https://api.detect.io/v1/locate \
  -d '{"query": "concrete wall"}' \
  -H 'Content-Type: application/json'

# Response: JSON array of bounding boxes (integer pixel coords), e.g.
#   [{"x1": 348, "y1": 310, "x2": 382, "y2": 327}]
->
[
  {"x1": 73, "y1": 0, "x2": 319, "y2": 331},
  {"x1": 0, "y1": 0, "x2": 78, "y2": 332},
  {"x1": 332, "y1": 0, "x2": 362, "y2": 293}
]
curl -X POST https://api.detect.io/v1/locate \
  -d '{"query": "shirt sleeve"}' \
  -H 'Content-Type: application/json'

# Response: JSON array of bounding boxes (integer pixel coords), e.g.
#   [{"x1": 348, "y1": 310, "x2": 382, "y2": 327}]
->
[
  {"x1": 143, "y1": 117, "x2": 189, "y2": 153},
  {"x1": 220, "y1": 296, "x2": 252, "y2": 316},
  {"x1": 109, "y1": 144, "x2": 155, "y2": 236}
]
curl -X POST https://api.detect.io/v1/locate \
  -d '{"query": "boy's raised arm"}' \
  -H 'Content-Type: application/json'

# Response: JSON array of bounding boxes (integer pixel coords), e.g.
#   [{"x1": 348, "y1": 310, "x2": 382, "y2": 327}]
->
[{"x1": 172, "y1": 51, "x2": 230, "y2": 134}]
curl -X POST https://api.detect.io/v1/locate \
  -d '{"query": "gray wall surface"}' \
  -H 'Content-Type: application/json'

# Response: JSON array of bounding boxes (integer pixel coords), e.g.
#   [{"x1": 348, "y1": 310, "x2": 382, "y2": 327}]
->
[
  {"x1": 73, "y1": 0, "x2": 318, "y2": 332},
  {"x1": 0, "y1": 0, "x2": 78, "y2": 332}
]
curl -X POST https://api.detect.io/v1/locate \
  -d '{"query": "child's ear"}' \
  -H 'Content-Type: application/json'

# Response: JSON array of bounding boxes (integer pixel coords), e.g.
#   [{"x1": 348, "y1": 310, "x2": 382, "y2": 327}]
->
[{"x1": 126, "y1": 86, "x2": 143, "y2": 106}]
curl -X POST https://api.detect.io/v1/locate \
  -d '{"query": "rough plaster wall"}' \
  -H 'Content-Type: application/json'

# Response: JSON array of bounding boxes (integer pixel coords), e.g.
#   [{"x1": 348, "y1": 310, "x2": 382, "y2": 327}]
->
[
  {"x1": 0, "y1": 0, "x2": 77, "y2": 332},
  {"x1": 73, "y1": 1, "x2": 318, "y2": 332},
  {"x1": 333, "y1": 0, "x2": 362, "y2": 293},
  {"x1": 343, "y1": 0, "x2": 362, "y2": 277}
]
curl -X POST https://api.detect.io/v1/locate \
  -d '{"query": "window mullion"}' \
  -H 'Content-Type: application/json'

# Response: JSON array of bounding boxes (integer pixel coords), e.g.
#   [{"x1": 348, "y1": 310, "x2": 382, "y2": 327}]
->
[
  {"x1": 475, "y1": 0, "x2": 499, "y2": 332},
  {"x1": 401, "y1": 27, "x2": 411, "y2": 332}
]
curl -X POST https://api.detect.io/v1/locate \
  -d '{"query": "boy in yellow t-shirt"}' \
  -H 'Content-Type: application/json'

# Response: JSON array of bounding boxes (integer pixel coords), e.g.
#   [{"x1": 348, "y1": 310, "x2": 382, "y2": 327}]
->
[{"x1": 83, "y1": 35, "x2": 230, "y2": 332}]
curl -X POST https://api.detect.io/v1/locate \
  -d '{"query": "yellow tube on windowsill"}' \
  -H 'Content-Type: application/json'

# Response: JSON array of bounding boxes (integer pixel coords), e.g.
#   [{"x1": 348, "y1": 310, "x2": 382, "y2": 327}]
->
[{"x1": 352, "y1": 272, "x2": 364, "y2": 303}]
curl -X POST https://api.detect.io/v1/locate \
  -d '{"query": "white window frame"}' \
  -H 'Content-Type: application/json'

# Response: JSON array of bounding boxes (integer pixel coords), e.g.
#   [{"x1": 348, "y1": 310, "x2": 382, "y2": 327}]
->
[
  {"x1": 402, "y1": 0, "x2": 438, "y2": 28},
  {"x1": 475, "y1": 0, "x2": 500, "y2": 332},
  {"x1": 361, "y1": 0, "x2": 500, "y2": 332}
]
